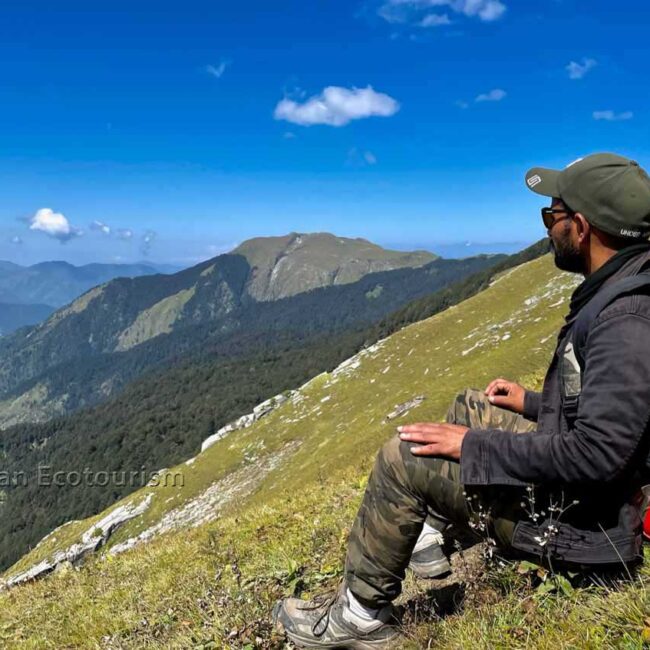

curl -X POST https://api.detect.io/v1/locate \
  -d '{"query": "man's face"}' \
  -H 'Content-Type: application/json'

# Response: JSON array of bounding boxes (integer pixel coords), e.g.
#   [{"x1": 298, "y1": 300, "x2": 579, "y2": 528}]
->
[{"x1": 547, "y1": 198, "x2": 587, "y2": 274}]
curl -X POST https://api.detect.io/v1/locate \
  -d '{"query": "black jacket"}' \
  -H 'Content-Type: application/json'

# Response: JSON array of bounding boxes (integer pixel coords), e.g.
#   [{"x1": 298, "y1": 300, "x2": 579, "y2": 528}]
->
[{"x1": 460, "y1": 249, "x2": 650, "y2": 566}]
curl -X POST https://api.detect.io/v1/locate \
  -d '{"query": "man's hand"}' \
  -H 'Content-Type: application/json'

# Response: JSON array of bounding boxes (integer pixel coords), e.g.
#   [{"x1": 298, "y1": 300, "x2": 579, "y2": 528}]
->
[
  {"x1": 397, "y1": 423, "x2": 469, "y2": 460},
  {"x1": 484, "y1": 378, "x2": 526, "y2": 415}
]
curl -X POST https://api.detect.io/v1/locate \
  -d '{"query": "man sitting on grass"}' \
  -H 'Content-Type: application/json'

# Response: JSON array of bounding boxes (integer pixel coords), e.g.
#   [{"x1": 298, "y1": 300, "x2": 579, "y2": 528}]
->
[{"x1": 273, "y1": 153, "x2": 650, "y2": 649}]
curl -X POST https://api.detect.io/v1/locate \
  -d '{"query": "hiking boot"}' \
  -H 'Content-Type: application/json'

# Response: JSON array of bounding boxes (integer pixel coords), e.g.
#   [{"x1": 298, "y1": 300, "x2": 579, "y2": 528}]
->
[
  {"x1": 408, "y1": 527, "x2": 451, "y2": 579},
  {"x1": 272, "y1": 584, "x2": 400, "y2": 649}
]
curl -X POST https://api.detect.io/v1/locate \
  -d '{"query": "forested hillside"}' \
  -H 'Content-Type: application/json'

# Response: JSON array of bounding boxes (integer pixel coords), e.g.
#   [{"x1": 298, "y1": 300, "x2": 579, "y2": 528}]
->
[{"x1": 0, "y1": 253, "x2": 501, "y2": 428}]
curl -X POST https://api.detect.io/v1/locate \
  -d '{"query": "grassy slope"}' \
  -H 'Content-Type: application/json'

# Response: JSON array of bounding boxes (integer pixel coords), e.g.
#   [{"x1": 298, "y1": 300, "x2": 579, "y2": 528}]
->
[{"x1": 1, "y1": 254, "x2": 648, "y2": 648}]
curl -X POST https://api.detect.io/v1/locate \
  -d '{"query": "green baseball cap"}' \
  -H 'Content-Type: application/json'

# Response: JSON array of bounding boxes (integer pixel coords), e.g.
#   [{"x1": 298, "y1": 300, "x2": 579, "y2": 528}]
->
[{"x1": 525, "y1": 153, "x2": 650, "y2": 238}]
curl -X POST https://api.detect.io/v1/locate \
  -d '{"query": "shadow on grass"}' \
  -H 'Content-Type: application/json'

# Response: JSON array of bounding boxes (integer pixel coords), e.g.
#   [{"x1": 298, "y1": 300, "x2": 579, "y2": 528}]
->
[{"x1": 400, "y1": 581, "x2": 466, "y2": 627}]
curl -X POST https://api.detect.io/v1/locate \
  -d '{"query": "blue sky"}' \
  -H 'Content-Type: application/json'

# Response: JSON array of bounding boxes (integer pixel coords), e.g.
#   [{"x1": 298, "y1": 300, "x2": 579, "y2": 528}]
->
[{"x1": 0, "y1": 0, "x2": 648, "y2": 266}]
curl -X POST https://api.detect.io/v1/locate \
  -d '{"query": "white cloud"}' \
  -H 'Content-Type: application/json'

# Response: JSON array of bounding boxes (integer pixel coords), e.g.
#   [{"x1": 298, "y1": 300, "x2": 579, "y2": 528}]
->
[
  {"x1": 283, "y1": 131, "x2": 297, "y2": 139},
  {"x1": 566, "y1": 58, "x2": 597, "y2": 80},
  {"x1": 420, "y1": 12, "x2": 452, "y2": 26},
  {"x1": 593, "y1": 110, "x2": 633, "y2": 122},
  {"x1": 10, "y1": 235, "x2": 23, "y2": 245},
  {"x1": 475, "y1": 88, "x2": 506, "y2": 102},
  {"x1": 364, "y1": 151, "x2": 378, "y2": 165},
  {"x1": 346, "y1": 148, "x2": 378, "y2": 167},
  {"x1": 379, "y1": 0, "x2": 506, "y2": 25},
  {"x1": 378, "y1": 6, "x2": 400, "y2": 23},
  {"x1": 206, "y1": 61, "x2": 229, "y2": 79},
  {"x1": 90, "y1": 220, "x2": 111, "y2": 235},
  {"x1": 141, "y1": 230, "x2": 157, "y2": 256},
  {"x1": 457, "y1": 88, "x2": 505, "y2": 108},
  {"x1": 274, "y1": 86, "x2": 400, "y2": 127},
  {"x1": 29, "y1": 208, "x2": 82, "y2": 242},
  {"x1": 117, "y1": 228, "x2": 134, "y2": 241},
  {"x1": 465, "y1": 0, "x2": 506, "y2": 21}
]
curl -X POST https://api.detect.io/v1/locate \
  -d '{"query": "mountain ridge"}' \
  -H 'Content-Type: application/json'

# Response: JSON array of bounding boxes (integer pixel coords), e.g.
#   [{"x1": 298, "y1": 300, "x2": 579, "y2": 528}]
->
[{"x1": 232, "y1": 232, "x2": 438, "y2": 301}]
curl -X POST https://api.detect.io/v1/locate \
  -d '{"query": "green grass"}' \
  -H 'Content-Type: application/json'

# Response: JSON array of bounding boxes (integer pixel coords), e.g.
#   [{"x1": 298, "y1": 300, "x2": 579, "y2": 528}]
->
[
  {"x1": 2, "y1": 471, "x2": 649, "y2": 648},
  {"x1": 116, "y1": 285, "x2": 197, "y2": 350},
  {"x1": 3, "y1": 254, "x2": 646, "y2": 648}
]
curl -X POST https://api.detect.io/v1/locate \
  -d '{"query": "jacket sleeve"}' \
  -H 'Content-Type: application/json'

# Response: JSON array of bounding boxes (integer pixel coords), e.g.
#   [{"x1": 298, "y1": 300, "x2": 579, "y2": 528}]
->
[
  {"x1": 522, "y1": 390, "x2": 542, "y2": 422},
  {"x1": 460, "y1": 310, "x2": 650, "y2": 486}
]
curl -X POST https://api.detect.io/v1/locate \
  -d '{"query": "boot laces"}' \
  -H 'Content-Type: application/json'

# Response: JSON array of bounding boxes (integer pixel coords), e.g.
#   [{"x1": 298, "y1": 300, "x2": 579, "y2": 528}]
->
[{"x1": 297, "y1": 589, "x2": 339, "y2": 638}]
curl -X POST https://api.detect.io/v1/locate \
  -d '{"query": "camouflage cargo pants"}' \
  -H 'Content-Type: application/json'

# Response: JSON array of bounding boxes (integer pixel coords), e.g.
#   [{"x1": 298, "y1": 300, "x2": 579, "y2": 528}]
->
[{"x1": 345, "y1": 387, "x2": 537, "y2": 608}]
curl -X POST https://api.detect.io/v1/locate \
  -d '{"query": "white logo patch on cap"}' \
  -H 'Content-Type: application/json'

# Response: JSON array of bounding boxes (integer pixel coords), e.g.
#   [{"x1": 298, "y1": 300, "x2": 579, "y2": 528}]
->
[{"x1": 527, "y1": 174, "x2": 542, "y2": 188}]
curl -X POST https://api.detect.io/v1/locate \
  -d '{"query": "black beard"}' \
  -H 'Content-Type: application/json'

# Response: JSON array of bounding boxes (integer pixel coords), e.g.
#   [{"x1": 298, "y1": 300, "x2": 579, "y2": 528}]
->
[{"x1": 549, "y1": 236, "x2": 586, "y2": 274}]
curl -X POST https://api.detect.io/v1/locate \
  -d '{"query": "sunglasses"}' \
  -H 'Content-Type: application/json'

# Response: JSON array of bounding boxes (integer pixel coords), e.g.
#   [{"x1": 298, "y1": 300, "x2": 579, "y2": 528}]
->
[{"x1": 541, "y1": 207, "x2": 575, "y2": 230}]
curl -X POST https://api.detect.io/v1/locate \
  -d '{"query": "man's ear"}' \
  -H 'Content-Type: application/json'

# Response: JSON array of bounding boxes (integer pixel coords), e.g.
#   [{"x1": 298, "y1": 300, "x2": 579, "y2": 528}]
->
[{"x1": 574, "y1": 213, "x2": 591, "y2": 244}]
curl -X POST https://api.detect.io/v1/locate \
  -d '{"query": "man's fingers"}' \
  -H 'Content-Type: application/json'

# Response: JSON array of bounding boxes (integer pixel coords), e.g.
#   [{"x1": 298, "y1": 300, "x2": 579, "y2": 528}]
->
[
  {"x1": 485, "y1": 379, "x2": 504, "y2": 395},
  {"x1": 487, "y1": 393, "x2": 509, "y2": 406},
  {"x1": 398, "y1": 423, "x2": 441, "y2": 434},
  {"x1": 485, "y1": 380, "x2": 510, "y2": 397},
  {"x1": 399, "y1": 431, "x2": 440, "y2": 444},
  {"x1": 410, "y1": 444, "x2": 440, "y2": 456}
]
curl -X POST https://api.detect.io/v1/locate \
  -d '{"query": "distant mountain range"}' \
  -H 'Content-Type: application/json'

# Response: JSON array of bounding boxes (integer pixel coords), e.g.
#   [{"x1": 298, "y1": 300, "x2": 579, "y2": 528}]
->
[
  {"x1": 0, "y1": 234, "x2": 433, "y2": 335},
  {"x1": 0, "y1": 260, "x2": 181, "y2": 336},
  {"x1": 0, "y1": 260, "x2": 178, "y2": 309},
  {"x1": 0, "y1": 303, "x2": 55, "y2": 336},
  {"x1": 0, "y1": 232, "x2": 498, "y2": 428}
]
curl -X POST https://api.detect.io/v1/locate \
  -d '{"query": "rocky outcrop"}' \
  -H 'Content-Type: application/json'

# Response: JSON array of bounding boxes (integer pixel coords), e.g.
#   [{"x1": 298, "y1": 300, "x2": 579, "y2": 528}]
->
[
  {"x1": 0, "y1": 494, "x2": 153, "y2": 591},
  {"x1": 109, "y1": 441, "x2": 301, "y2": 557},
  {"x1": 200, "y1": 391, "x2": 294, "y2": 452},
  {"x1": 385, "y1": 395, "x2": 426, "y2": 421}
]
